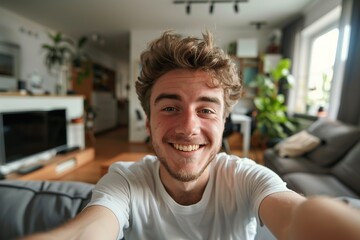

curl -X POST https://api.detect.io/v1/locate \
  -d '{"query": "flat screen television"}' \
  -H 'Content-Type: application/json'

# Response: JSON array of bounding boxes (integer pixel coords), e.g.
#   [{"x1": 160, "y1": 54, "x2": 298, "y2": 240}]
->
[{"x1": 0, "y1": 109, "x2": 67, "y2": 165}]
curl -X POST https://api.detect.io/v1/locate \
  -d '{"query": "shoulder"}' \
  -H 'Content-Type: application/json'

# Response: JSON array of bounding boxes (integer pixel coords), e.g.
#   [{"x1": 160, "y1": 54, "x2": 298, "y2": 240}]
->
[
  {"x1": 109, "y1": 155, "x2": 159, "y2": 178},
  {"x1": 91, "y1": 155, "x2": 159, "y2": 202},
  {"x1": 214, "y1": 152, "x2": 267, "y2": 174},
  {"x1": 96, "y1": 155, "x2": 159, "y2": 191},
  {"x1": 213, "y1": 153, "x2": 285, "y2": 188}
]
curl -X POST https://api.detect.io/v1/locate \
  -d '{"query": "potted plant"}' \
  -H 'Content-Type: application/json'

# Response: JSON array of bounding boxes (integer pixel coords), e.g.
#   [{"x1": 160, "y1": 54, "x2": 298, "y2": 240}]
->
[
  {"x1": 70, "y1": 36, "x2": 92, "y2": 85},
  {"x1": 42, "y1": 32, "x2": 73, "y2": 70},
  {"x1": 42, "y1": 32, "x2": 71, "y2": 95},
  {"x1": 42, "y1": 32, "x2": 91, "y2": 94},
  {"x1": 251, "y1": 58, "x2": 298, "y2": 146}
]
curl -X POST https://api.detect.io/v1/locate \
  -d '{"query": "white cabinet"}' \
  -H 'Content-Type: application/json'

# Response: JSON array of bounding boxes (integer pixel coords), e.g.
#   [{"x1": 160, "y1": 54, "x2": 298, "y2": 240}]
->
[
  {"x1": 92, "y1": 91, "x2": 117, "y2": 133},
  {"x1": 262, "y1": 54, "x2": 282, "y2": 73}
]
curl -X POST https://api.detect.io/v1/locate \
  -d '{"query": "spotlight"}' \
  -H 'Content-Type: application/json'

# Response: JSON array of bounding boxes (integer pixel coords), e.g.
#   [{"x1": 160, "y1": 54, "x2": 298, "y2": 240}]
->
[
  {"x1": 173, "y1": 0, "x2": 249, "y2": 14},
  {"x1": 234, "y1": 3, "x2": 239, "y2": 13},
  {"x1": 209, "y1": 2, "x2": 214, "y2": 14},
  {"x1": 250, "y1": 21, "x2": 267, "y2": 30},
  {"x1": 186, "y1": 3, "x2": 191, "y2": 14}
]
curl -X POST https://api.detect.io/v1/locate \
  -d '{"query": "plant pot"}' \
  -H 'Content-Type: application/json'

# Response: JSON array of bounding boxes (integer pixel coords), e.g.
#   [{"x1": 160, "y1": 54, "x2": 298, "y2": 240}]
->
[{"x1": 55, "y1": 65, "x2": 69, "y2": 95}]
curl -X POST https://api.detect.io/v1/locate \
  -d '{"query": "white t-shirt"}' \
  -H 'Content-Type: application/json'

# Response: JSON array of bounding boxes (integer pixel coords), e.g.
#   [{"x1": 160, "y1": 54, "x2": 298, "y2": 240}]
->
[{"x1": 87, "y1": 153, "x2": 291, "y2": 240}]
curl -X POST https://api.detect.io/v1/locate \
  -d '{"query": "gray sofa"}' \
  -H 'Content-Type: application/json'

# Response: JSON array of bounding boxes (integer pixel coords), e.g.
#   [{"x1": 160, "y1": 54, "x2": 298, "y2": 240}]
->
[
  {"x1": 0, "y1": 180, "x2": 276, "y2": 240},
  {"x1": 0, "y1": 180, "x2": 93, "y2": 240},
  {"x1": 264, "y1": 118, "x2": 360, "y2": 198}
]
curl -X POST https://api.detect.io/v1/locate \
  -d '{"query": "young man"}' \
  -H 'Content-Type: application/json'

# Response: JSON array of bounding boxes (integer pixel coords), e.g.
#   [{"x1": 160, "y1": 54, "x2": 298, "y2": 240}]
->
[{"x1": 24, "y1": 31, "x2": 360, "y2": 240}]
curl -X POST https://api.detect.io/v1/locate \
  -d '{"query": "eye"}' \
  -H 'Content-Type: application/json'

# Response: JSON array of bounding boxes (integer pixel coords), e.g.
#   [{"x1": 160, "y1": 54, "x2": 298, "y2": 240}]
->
[
  {"x1": 162, "y1": 106, "x2": 177, "y2": 112},
  {"x1": 199, "y1": 108, "x2": 215, "y2": 114}
]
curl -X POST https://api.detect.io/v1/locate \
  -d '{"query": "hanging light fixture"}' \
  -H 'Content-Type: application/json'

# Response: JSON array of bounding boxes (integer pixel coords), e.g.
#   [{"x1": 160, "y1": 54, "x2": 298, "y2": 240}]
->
[
  {"x1": 173, "y1": 0, "x2": 248, "y2": 14},
  {"x1": 209, "y1": 2, "x2": 214, "y2": 14},
  {"x1": 250, "y1": 21, "x2": 267, "y2": 30},
  {"x1": 186, "y1": 2, "x2": 191, "y2": 14},
  {"x1": 233, "y1": 1, "x2": 239, "y2": 13}
]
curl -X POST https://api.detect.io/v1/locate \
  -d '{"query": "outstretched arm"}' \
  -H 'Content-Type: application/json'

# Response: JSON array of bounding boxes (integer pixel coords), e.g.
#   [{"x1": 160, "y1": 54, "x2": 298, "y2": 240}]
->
[
  {"x1": 260, "y1": 192, "x2": 360, "y2": 240},
  {"x1": 21, "y1": 205, "x2": 119, "y2": 240},
  {"x1": 288, "y1": 196, "x2": 360, "y2": 240}
]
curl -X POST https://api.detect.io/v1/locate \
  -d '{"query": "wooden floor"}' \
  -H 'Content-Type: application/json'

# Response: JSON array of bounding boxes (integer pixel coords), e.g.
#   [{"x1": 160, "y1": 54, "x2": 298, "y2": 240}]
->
[{"x1": 60, "y1": 127, "x2": 265, "y2": 184}]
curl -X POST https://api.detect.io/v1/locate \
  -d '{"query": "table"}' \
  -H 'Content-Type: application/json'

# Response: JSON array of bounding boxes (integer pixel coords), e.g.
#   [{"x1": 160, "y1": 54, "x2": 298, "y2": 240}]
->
[{"x1": 231, "y1": 114, "x2": 252, "y2": 157}]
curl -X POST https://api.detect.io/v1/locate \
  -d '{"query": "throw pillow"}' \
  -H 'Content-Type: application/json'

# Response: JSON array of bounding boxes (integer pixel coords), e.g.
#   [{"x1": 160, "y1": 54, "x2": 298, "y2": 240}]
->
[{"x1": 275, "y1": 130, "x2": 321, "y2": 158}]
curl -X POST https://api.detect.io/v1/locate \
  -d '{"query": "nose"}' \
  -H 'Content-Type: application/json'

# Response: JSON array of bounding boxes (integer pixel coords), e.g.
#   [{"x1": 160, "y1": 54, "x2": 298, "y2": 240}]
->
[{"x1": 174, "y1": 110, "x2": 200, "y2": 137}]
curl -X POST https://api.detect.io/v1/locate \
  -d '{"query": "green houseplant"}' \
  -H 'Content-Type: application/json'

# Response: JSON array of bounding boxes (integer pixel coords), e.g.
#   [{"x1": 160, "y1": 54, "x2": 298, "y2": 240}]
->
[
  {"x1": 251, "y1": 58, "x2": 297, "y2": 145},
  {"x1": 42, "y1": 32, "x2": 73, "y2": 70},
  {"x1": 70, "y1": 35, "x2": 92, "y2": 85},
  {"x1": 42, "y1": 32, "x2": 91, "y2": 94}
]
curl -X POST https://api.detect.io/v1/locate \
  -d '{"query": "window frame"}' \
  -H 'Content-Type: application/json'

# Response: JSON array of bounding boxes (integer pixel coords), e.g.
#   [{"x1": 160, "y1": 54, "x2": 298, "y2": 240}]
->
[{"x1": 304, "y1": 23, "x2": 339, "y2": 116}]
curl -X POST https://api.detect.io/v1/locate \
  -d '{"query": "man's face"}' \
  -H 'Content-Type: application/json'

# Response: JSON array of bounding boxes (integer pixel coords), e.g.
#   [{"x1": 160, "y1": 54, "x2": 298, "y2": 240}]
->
[{"x1": 147, "y1": 69, "x2": 225, "y2": 182}]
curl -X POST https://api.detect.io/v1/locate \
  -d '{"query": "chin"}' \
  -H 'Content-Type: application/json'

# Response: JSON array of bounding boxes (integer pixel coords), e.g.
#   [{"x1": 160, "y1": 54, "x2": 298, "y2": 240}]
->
[{"x1": 160, "y1": 152, "x2": 216, "y2": 182}]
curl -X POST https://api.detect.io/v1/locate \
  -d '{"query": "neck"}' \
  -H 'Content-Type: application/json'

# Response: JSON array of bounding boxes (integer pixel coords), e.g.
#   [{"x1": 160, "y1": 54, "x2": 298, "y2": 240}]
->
[{"x1": 159, "y1": 167, "x2": 210, "y2": 205}]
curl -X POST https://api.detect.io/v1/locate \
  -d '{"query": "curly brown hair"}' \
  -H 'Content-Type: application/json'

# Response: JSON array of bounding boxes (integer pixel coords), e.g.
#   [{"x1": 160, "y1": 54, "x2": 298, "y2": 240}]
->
[{"x1": 135, "y1": 30, "x2": 242, "y2": 119}]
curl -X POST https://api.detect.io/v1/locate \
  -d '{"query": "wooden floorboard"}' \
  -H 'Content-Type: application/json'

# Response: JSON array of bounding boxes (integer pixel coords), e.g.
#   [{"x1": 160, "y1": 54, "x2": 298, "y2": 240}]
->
[{"x1": 60, "y1": 127, "x2": 265, "y2": 183}]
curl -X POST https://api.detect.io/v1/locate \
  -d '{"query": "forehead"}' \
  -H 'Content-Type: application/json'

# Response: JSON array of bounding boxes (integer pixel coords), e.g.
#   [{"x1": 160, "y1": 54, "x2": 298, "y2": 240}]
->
[{"x1": 151, "y1": 69, "x2": 223, "y2": 99}]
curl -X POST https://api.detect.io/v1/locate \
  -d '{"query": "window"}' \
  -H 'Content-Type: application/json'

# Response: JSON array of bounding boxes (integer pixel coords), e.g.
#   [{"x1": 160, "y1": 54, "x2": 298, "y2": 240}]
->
[
  {"x1": 306, "y1": 27, "x2": 339, "y2": 116},
  {"x1": 290, "y1": 5, "x2": 343, "y2": 118}
]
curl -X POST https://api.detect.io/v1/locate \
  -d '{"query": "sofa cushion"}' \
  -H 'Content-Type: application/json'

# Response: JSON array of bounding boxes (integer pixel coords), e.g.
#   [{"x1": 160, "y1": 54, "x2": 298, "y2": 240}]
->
[
  {"x1": 264, "y1": 148, "x2": 328, "y2": 176},
  {"x1": 0, "y1": 180, "x2": 94, "y2": 240},
  {"x1": 274, "y1": 130, "x2": 321, "y2": 158},
  {"x1": 331, "y1": 141, "x2": 360, "y2": 195},
  {"x1": 283, "y1": 173, "x2": 358, "y2": 198},
  {"x1": 306, "y1": 119, "x2": 360, "y2": 167}
]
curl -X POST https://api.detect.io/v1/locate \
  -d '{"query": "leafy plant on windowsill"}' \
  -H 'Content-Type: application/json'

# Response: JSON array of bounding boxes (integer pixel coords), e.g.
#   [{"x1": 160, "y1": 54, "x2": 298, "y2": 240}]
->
[{"x1": 251, "y1": 59, "x2": 298, "y2": 144}]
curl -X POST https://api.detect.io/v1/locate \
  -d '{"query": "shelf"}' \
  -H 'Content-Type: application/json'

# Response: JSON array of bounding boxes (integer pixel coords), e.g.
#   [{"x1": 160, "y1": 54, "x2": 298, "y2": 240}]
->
[
  {"x1": 71, "y1": 62, "x2": 115, "y2": 104},
  {"x1": 6, "y1": 148, "x2": 95, "y2": 180}
]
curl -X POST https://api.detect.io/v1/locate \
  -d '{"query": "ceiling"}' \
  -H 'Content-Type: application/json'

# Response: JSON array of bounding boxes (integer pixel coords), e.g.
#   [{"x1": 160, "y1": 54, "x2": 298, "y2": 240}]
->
[{"x1": 0, "y1": 0, "x2": 314, "y2": 60}]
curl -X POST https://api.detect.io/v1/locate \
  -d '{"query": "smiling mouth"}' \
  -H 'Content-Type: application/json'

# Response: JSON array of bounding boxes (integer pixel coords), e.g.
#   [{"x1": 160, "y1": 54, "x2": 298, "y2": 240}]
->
[{"x1": 172, "y1": 143, "x2": 201, "y2": 152}]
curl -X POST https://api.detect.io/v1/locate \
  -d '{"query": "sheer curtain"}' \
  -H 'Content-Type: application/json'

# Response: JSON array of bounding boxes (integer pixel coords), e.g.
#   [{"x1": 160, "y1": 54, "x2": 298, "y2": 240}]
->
[{"x1": 281, "y1": 16, "x2": 304, "y2": 115}]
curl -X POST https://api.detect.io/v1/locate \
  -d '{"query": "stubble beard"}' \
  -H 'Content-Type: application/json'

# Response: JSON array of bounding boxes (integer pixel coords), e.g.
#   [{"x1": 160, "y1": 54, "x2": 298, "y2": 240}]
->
[{"x1": 151, "y1": 137, "x2": 220, "y2": 182}]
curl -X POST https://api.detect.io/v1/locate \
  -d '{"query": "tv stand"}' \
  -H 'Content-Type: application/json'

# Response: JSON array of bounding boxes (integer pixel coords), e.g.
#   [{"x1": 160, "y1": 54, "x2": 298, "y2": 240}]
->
[{"x1": 6, "y1": 148, "x2": 94, "y2": 180}]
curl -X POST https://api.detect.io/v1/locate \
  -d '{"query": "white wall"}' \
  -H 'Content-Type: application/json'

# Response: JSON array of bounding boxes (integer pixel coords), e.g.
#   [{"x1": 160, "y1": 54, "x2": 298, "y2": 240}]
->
[
  {"x1": 0, "y1": 6, "x2": 122, "y2": 95},
  {"x1": 302, "y1": 0, "x2": 342, "y2": 28},
  {"x1": 0, "y1": 7, "x2": 56, "y2": 92},
  {"x1": 128, "y1": 28, "x2": 274, "y2": 142}
]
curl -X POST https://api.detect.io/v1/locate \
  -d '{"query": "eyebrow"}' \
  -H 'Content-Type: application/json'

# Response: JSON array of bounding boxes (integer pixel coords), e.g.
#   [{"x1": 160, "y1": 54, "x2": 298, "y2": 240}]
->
[
  {"x1": 198, "y1": 96, "x2": 221, "y2": 105},
  {"x1": 154, "y1": 93, "x2": 181, "y2": 104},
  {"x1": 154, "y1": 93, "x2": 221, "y2": 106}
]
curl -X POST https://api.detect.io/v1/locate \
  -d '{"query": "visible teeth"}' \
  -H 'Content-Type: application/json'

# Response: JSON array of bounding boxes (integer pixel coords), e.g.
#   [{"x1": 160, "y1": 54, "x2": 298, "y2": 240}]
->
[{"x1": 173, "y1": 144, "x2": 200, "y2": 152}]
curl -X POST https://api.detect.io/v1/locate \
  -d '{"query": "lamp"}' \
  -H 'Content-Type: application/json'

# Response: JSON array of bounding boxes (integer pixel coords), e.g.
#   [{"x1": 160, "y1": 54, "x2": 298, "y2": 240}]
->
[
  {"x1": 186, "y1": 2, "x2": 191, "y2": 14},
  {"x1": 173, "y1": 0, "x2": 248, "y2": 14},
  {"x1": 234, "y1": 2, "x2": 239, "y2": 13},
  {"x1": 209, "y1": 2, "x2": 214, "y2": 14},
  {"x1": 250, "y1": 21, "x2": 267, "y2": 30}
]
